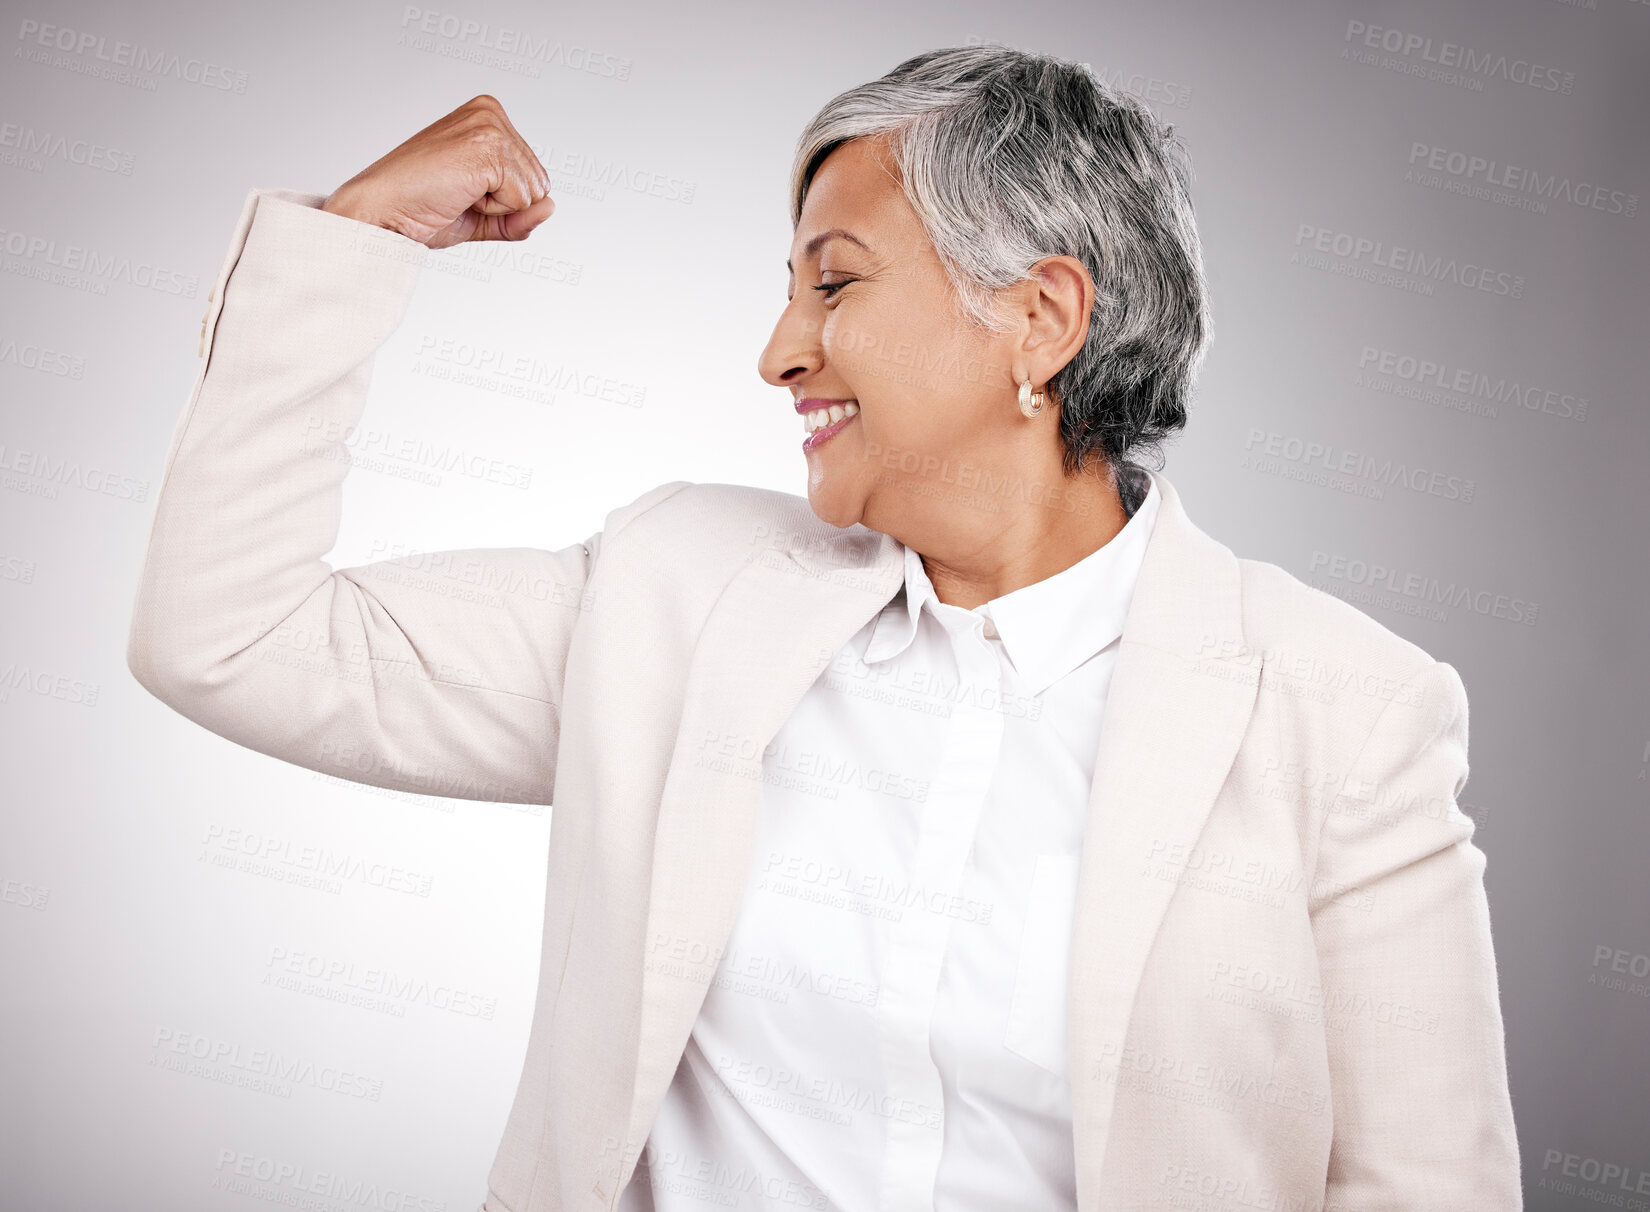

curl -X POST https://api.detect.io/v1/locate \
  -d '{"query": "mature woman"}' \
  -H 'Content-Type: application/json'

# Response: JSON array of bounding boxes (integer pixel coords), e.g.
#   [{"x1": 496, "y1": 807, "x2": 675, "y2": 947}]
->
[{"x1": 128, "y1": 45, "x2": 1521, "y2": 1212}]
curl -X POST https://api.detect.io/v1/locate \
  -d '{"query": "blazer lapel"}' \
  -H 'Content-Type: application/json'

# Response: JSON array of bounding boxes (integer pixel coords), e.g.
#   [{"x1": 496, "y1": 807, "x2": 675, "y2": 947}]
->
[
  {"x1": 1066, "y1": 469, "x2": 1264, "y2": 1208},
  {"x1": 616, "y1": 518, "x2": 908, "y2": 1177}
]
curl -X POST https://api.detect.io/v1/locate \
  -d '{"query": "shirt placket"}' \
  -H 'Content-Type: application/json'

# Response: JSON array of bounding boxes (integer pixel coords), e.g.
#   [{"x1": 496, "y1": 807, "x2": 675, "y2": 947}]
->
[{"x1": 876, "y1": 613, "x2": 1005, "y2": 1212}]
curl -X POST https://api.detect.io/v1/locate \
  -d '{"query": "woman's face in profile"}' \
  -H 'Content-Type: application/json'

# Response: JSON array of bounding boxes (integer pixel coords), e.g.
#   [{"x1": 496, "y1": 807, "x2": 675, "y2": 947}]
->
[{"x1": 760, "y1": 134, "x2": 1023, "y2": 534}]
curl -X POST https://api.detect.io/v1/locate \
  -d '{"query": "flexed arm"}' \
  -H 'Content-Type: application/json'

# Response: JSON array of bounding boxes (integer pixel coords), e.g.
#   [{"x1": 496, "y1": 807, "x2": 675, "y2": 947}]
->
[{"x1": 126, "y1": 97, "x2": 689, "y2": 804}]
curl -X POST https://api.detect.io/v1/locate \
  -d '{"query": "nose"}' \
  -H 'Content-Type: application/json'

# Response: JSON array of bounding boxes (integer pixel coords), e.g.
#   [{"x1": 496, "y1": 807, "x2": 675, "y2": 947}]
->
[{"x1": 757, "y1": 295, "x2": 824, "y2": 388}]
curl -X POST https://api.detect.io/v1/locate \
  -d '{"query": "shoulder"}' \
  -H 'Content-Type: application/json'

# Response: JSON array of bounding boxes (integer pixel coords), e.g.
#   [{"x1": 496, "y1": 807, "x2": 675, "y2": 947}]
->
[
  {"x1": 1233, "y1": 554, "x2": 1460, "y2": 715},
  {"x1": 1149, "y1": 469, "x2": 1462, "y2": 724},
  {"x1": 1238, "y1": 556, "x2": 1433, "y2": 665}
]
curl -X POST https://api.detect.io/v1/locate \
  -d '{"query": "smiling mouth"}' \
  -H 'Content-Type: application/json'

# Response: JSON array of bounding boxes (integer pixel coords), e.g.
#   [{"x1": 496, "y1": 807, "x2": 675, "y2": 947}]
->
[
  {"x1": 800, "y1": 401, "x2": 859, "y2": 434},
  {"x1": 801, "y1": 405, "x2": 859, "y2": 454}
]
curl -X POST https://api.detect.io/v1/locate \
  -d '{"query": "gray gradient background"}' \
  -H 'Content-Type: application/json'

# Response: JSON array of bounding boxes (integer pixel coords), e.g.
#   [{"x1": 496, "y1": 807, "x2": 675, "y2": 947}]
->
[{"x1": 1, "y1": 0, "x2": 1646, "y2": 1207}]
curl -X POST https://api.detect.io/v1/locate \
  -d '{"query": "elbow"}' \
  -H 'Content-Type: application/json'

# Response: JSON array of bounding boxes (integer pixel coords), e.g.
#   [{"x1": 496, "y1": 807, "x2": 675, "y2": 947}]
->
[
  {"x1": 126, "y1": 614, "x2": 200, "y2": 708},
  {"x1": 126, "y1": 628, "x2": 175, "y2": 706},
  {"x1": 125, "y1": 572, "x2": 226, "y2": 706}
]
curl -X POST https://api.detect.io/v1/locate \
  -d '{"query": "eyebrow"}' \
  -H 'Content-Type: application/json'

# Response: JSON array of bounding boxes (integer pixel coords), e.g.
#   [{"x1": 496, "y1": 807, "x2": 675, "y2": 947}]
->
[{"x1": 786, "y1": 228, "x2": 872, "y2": 273}]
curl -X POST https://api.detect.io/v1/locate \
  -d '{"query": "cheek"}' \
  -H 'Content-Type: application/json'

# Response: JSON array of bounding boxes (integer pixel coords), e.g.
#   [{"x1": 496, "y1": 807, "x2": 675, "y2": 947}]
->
[
  {"x1": 820, "y1": 305, "x2": 876, "y2": 370},
  {"x1": 823, "y1": 296, "x2": 947, "y2": 388}
]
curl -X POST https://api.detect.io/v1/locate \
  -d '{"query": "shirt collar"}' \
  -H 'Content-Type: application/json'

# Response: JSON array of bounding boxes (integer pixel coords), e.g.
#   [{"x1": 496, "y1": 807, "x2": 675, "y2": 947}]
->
[{"x1": 862, "y1": 476, "x2": 1162, "y2": 697}]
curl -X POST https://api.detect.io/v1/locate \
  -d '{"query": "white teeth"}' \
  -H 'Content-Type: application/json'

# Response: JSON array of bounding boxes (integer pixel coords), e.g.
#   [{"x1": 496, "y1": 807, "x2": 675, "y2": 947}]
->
[{"x1": 801, "y1": 402, "x2": 858, "y2": 434}]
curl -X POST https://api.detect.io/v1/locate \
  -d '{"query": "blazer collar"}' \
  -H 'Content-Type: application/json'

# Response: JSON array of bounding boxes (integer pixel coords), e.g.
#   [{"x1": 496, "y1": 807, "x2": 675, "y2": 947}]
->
[
  {"x1": 863, "y1": 474, "x2": 1163, "y2": 697},
  {"x1": 602, "y1": 465, "x2": 1261, "y2": 1211}
]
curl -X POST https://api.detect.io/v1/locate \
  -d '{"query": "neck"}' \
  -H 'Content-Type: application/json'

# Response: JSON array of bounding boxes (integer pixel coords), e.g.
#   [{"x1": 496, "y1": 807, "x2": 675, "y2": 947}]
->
[{"x1": 905, "y1": 465, "x2": 1133, "y2": 611}]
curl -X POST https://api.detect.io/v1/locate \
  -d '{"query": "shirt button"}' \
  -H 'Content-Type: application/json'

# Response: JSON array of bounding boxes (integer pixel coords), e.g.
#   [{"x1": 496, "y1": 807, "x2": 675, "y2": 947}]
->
[{"x1": 982, "y1": 618, "x2": 998, "y2": 639}]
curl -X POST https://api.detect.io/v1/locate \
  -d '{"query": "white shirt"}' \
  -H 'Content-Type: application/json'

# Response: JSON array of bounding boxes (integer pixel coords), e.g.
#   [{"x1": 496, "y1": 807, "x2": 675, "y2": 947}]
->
[{"x1": 618, "y1": 478, "x2": 1161, "y2": 1212}]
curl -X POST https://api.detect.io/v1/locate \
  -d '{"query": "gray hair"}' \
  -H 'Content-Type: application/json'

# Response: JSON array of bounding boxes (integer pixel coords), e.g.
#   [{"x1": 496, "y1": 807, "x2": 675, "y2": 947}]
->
[{"x1": 790, "y1": 43, "x2": 1209, "y2": 496}]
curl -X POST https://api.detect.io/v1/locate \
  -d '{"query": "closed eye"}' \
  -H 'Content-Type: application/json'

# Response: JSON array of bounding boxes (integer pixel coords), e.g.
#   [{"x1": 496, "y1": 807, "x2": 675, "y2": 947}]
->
[{"x1": 813, "y1": 278, "x2": 854, "y2": 300}]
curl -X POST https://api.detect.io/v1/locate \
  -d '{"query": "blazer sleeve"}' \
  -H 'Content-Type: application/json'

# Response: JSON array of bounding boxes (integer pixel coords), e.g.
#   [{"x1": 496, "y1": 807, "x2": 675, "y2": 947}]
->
[
  {"x1": 125, "y1": 187, "x2": 690, "y2": 805},
  {"x1": 1309, "y1": 658, "x2": 1522, "y2": 1207}
]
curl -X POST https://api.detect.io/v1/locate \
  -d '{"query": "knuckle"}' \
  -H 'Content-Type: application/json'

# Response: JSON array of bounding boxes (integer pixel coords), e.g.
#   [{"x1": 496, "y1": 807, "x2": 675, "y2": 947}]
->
[{"x1": 462, "y1": 125, "x2": 506, "y2": 160}]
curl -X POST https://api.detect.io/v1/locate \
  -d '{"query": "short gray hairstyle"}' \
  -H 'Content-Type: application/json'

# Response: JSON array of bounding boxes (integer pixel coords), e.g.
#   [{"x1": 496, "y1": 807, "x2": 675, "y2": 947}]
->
[{"x1": 790, "y1": 43, "x2": 1210, "y2": 500}]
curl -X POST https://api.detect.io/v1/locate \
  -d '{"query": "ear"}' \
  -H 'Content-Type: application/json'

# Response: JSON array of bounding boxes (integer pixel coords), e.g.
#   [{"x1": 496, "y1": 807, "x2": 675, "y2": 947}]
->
[{"x1": 1016, "y1": 255, "x2": 1095, "y2": 387}]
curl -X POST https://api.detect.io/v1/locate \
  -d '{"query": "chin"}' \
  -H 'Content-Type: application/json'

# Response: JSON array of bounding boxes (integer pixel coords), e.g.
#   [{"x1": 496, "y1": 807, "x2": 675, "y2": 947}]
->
[{"x1": 805, "y1": 483, "x2": 867, "y2": 531}]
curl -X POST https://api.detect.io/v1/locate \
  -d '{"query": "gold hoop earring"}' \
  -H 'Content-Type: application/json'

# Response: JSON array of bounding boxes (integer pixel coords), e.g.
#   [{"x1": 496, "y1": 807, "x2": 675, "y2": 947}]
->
[{"x1": 1018, "y1": 377, "x2": 1045, "y2": 418}]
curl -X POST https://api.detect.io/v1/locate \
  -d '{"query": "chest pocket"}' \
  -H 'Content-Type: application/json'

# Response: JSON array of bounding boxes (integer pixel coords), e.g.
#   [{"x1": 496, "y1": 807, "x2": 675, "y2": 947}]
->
[{"x1": 1003, "y1": 852, "x2": 1084, "y2": 1077}]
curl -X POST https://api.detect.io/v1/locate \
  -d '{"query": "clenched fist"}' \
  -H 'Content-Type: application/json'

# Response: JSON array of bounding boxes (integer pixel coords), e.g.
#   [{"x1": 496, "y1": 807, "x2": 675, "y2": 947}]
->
[{"x1": 320, "y1": 95, "x2": 553, "y2": 249}]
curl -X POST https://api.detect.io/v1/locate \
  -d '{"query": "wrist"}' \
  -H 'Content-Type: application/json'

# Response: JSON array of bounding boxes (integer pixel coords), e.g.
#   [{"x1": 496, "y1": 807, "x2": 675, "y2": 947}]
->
[{"x1": 319, "y1": 184, "x2": 385, "y2": 230}]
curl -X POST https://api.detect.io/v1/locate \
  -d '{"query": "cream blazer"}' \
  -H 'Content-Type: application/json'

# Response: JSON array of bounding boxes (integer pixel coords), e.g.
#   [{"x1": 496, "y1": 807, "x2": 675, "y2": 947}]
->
[{"x1": 127, "y1": 189, "x2": 1523, "y2": 1211}]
